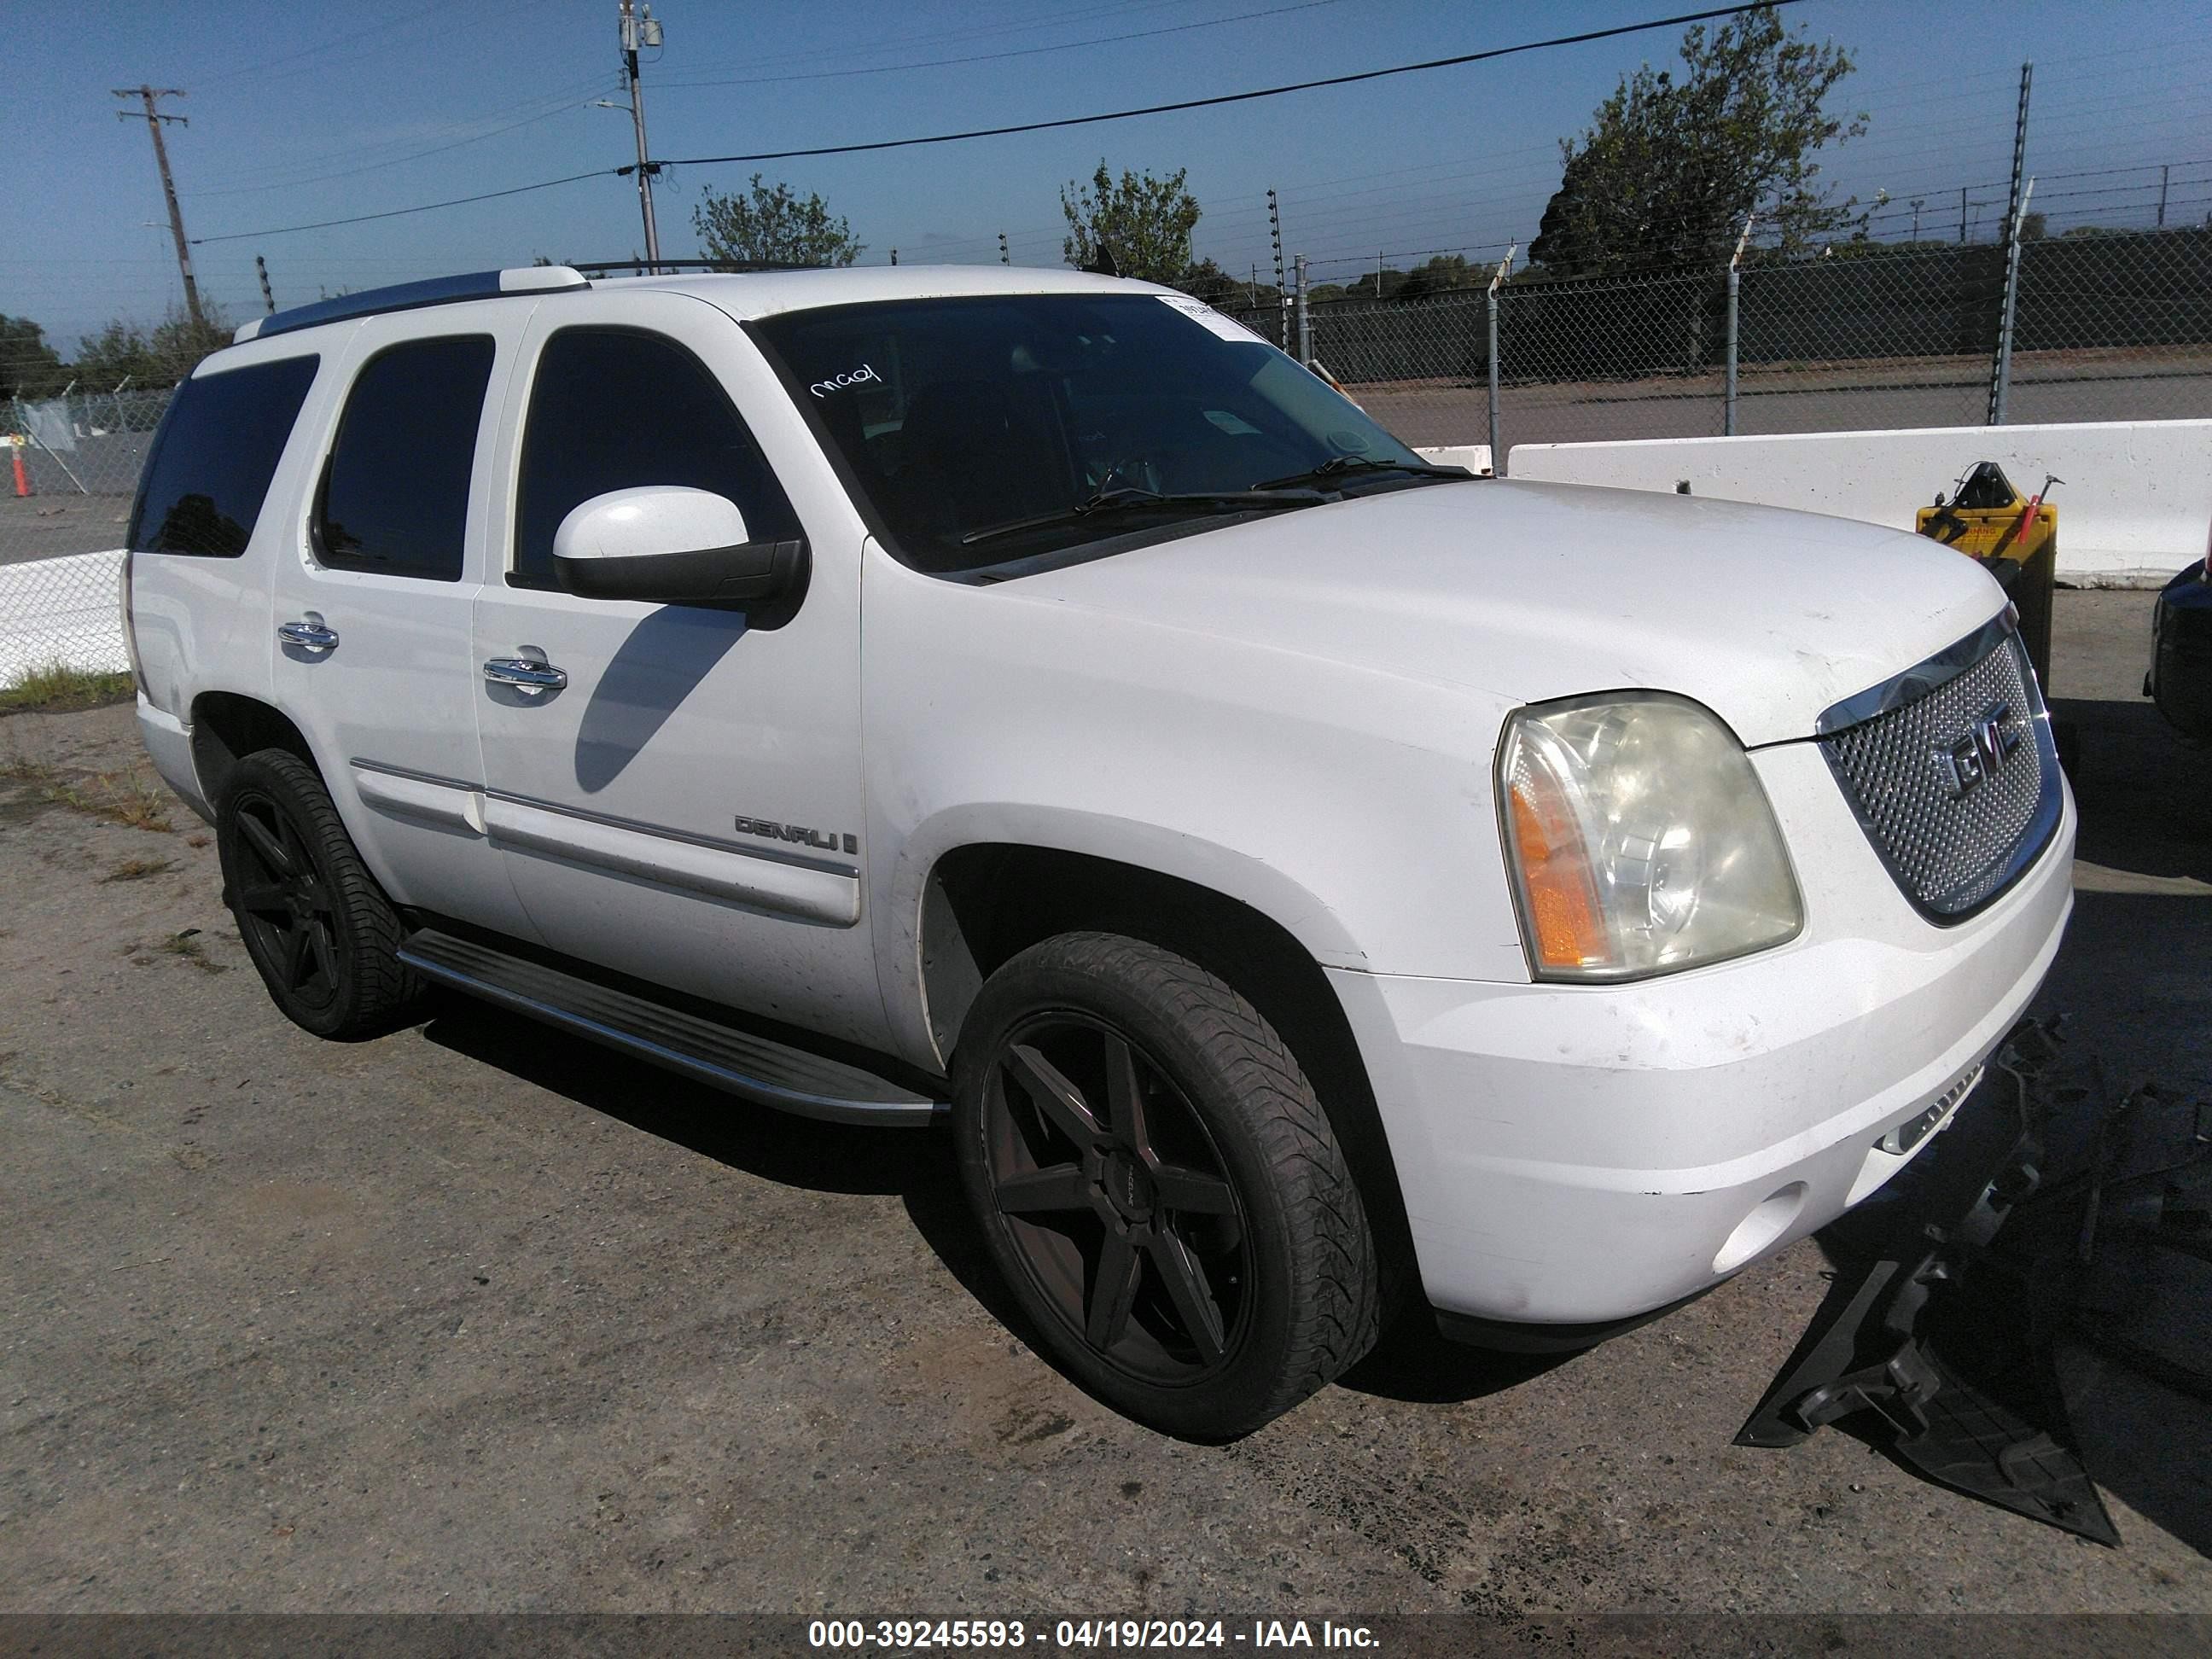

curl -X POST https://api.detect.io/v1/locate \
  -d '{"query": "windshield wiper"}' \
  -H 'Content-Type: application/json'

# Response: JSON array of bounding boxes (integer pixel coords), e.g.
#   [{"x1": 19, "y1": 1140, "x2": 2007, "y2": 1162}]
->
[
  {"x1": 1250, "y1": 456, "x2": 1473, "y2": 492},
  {"x1": 960, "y1": 485, "x2": 1324, "y2": 547}
]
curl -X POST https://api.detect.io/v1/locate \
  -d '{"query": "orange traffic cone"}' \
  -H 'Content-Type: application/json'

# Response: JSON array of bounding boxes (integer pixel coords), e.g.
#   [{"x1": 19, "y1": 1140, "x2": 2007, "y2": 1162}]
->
[{"x1": 9, "y1": 443, "x2": 29, "y2": 498}]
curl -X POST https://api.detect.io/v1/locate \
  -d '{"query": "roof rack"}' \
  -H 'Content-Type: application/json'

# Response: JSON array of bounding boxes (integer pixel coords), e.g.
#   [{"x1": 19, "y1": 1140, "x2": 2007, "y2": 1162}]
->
[
  {"x1": 234, "y1": 265, "x2": 589, "y2": 344},
  {"x1": 568, "y1": 258, "x2": 821, "y2": 276}
]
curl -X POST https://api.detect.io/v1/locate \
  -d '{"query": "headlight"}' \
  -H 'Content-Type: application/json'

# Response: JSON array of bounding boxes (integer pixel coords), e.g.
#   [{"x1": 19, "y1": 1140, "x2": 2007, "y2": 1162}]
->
[{"x1": 1498, "y1": 694, "x2": 1802, "y2": 981}]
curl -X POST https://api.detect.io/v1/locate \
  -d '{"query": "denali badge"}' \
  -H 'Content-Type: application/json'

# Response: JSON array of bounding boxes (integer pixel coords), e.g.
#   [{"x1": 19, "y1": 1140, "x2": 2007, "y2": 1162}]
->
[
  {"x1": 1932, "y1": 701, "x2": 2022, "y2": 799},
  {"x1": 734, "y1": 814, "x2": 858, "y2": 856}
]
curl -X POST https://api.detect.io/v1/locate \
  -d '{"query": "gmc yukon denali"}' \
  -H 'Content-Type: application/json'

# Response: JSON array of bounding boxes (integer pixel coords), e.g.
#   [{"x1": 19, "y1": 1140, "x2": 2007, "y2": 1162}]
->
[{"x1": 122, "y1": 265, "x2": 2073, "y2": 1437}]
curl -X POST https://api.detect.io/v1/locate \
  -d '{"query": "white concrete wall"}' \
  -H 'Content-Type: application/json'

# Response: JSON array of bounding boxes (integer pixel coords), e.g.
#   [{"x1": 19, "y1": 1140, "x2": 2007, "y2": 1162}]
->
[
  {"x1": 1416, "y1": 444, "x2": 1493, "y2": 475},
  {"x1": 0, "y1": 550, "x2": 128, "y2": 682},
  {"x1": 1508, "y1": 421, "x2": 2212, "y2": 587}
]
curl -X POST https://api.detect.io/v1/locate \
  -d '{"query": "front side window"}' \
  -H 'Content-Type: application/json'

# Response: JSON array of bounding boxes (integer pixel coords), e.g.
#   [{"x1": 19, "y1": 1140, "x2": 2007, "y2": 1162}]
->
[
  {"x1": 751, "y1": 294, "x2": 1437, "y2": 576},
  {"x1": 129, "y1": 355, "x2": 320, "y2": 557},
  {"x1": 316, "y1": 335, "x2": 495, "y2": 581},
  {"x1": 510, "y1": 328, "x2": 798, "y2": 590}
]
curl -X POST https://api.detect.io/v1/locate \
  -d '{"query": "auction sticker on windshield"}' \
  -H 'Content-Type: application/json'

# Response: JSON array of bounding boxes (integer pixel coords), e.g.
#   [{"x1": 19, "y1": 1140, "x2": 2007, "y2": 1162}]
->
[{"x1": 1155, "y1": 294, "x2": 1266, "y2": 344}]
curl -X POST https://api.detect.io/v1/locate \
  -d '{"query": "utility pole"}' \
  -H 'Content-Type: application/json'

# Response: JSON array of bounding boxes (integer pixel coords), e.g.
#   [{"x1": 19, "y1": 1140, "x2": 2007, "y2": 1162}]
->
[
  {"x1": 1959, "y1": 185, "x2": 1969, "y2": 244},
  {"x1": 1909, "y1": 198, "x2": 1924, "y2": 244},
  {"x1": 255, "y1": 255, "x2": 276, "y2": 315},
  {"x1": 113, "y1": 85, "x2": 202, "y2": 329},
  {"x1": 2157, "y1": 164, "x2": 2170, "y2": 229},
  {"x1": 618, "y1": 1, "x2": 662, "y2": 270}
]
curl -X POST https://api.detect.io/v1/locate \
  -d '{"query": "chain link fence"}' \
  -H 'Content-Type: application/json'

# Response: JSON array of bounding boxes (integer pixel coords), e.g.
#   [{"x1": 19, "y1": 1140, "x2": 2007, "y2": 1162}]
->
[
  {"x1": 1224, "y1": 226, "x2": 2212, "y2": 464},
  {"x1": 2, "y1": 386, "x2": 173, "y2": 682},
  {"x1": 3, "y1": 228, "x2": 2208, "y2": 684}
]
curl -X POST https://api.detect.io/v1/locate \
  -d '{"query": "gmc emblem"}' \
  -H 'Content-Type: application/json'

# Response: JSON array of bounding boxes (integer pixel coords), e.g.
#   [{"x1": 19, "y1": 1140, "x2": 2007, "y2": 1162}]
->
[{"x1": 1933, "y1": 701, "x2": 2023, "y2": 799}]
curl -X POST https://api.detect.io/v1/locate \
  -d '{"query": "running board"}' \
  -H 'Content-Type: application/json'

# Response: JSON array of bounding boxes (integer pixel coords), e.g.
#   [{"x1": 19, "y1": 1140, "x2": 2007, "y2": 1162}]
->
[{"x1": 398, "y1": 929, "x2": 944, "y2": 1126}]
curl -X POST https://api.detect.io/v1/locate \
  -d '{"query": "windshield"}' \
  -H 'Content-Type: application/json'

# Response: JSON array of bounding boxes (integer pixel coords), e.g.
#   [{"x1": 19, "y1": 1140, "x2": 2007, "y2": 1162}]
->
[{"x1": 753, "y1": 292, "x2": 1435, "y2": 575}]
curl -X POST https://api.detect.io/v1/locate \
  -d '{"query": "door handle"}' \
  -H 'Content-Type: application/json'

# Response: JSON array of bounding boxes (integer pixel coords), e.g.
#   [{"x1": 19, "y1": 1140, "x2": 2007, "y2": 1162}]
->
[
  {"x1": 483, "y1": 656, "x2": 569, "y2": 696},
  {"x1": 277, "y1": 618, "x2": 340, "y2": 653}
]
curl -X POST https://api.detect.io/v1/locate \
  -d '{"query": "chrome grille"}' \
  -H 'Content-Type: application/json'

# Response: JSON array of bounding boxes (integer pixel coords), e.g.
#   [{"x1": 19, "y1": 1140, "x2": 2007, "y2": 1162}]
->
[{"x1": 1818, "y1": 620, "x2": 2061, "y2": 922}]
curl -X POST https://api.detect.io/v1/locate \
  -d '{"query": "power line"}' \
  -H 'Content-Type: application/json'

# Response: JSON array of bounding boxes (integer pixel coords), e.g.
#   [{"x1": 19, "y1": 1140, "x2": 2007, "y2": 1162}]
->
[
  {"x1": 183, "y1": 84, "x2": 614, "y2": 199},
  {"x1": 654, "y1": 3, "x2": 1810, "y2": 170},
  {"x1": 185, "y1": 2, "x2": 1806, "y2": 249},
  {"x1": 654, "y1": 1, "x2": 1346, "y2": 90},
  {"x1": 190, "y1": 170, "x2": 614, "y2": 246},
  {"x1": 195, "y1": 0, "x2": 451, "y2": 87},
  {"x1": 672, "y1": 0, "x2": 1190, "y2": 78}
]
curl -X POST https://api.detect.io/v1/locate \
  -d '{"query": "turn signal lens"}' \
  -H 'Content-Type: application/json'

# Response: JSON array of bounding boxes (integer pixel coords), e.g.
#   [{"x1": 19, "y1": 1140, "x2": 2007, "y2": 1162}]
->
[
  {"x1": 1498, "y1": 694, "x2": 1803, "y2": 982},
  {"x1": 1506, "y1": 760, "x2": 1609, "y2": 972}
]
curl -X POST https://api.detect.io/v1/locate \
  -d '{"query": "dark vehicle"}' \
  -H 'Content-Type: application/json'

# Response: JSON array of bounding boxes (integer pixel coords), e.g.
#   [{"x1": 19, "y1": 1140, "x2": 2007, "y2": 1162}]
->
[{"x1": 2147, "y1": 534, "x2": 2212, "y2": 742}]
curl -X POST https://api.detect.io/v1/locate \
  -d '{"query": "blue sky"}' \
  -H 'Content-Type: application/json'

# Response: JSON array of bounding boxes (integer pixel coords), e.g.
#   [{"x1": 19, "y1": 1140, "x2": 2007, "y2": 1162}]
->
[{"x1": 8, "y1": 0, "x2": 2209, "y2": 357}]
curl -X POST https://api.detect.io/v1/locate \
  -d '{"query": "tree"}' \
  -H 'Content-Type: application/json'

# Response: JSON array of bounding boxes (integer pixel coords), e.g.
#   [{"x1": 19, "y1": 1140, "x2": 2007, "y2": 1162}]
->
[
  {"x1": 73, "y1": 306, "x2": 231, "y2": 387},
  {"x1": 1395, "y1": 253, "x2": 1477, "y2": 300},
  {"x1": 2018, "y1": 211, "x2": 2047, "y2": 242},
  {"x1": 1342, "y1": 266, "x2": 1406, "y2": 302},
  {"x1": 1060, "y1": 160, "x2": 1201, "y2": 284},
  {"x1": 1, "y1": 316, "x2": 67, "y2": 400},
  {"x1": 1174, "y1": 259, "x2": 1250, "y2": 306},
  {"x1": 692, "y1": 174, "x2": 863, "y2": 268},
  {"x1": 1528, "y1": 4, "x2": 1866, "y2": 276}
]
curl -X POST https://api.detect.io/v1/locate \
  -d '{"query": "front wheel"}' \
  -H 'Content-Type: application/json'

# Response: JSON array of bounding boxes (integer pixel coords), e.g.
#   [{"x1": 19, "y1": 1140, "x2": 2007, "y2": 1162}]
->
[{"x1": 952, "y1": 932, "x2": 1380, "y2": 1439}]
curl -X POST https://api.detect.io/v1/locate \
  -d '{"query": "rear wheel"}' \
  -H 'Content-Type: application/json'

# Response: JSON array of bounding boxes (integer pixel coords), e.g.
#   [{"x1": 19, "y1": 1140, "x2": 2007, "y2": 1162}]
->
[
  {"x1": 217, "y1": 748, "x2": 427, "y2": 1039},
  {"x1": 952, "y1": 932, "x2": 1379, "y2": 1438}
]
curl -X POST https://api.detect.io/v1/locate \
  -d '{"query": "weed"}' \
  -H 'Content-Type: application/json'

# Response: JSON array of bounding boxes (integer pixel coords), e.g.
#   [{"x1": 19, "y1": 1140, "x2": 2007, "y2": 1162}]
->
[
  {"x1": 3, "y1": 762, "x2": 177, "y2": 834},
  {"x1": 0, "y1": 663, "x2": 136, "y2": 716},
  {"x1": 101, "y1": 857, "x2": 178, "y2": 883},
  {"x1": 154, "y1": 930, "x2": 225, "y2": 975},
  {"x1": 185, "y1": 834, "x2": 211, "y2": 849}
]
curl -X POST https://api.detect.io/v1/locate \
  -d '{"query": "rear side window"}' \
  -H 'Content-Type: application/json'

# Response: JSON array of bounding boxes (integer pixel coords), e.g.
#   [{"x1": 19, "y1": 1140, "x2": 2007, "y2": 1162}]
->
[
  {"x1": 315, "y1": 335, "x2": 496, "y2": 581},
  {"x1": 129, "y1": 355, "x2": 320, "y2": 557},
  {"x1": 510, "y1": 328, "x2": 797, "y2": 590}
]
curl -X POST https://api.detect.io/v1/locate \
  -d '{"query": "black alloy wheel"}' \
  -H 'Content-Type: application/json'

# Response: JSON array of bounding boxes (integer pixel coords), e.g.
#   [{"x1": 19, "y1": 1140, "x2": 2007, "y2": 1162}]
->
[
  {"x1": 981, "y1": 1010, "x2": 1251, "y2": 1384},
  {"x1": 230, "y1": 787, "x2": 342, "y2": 1014},
  {"x1": 217, "y1": 748, "x2": 426, "y2": 1039},
  {"x1": 953, "y1": 932, "x2": 1380, "y2": 1439}
]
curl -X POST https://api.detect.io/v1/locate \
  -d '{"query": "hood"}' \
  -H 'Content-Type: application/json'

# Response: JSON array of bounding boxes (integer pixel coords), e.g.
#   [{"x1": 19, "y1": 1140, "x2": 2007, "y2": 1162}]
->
[{"x1": 1019, "y1": 479, "x2": 2007, "y2": 747}]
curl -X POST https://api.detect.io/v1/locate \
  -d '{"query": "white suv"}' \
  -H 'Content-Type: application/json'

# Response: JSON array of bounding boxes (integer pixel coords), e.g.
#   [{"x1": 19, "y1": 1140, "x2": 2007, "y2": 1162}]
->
[{"x1": 124, "y1": 264, "x2": 2073, "y2": 1437}]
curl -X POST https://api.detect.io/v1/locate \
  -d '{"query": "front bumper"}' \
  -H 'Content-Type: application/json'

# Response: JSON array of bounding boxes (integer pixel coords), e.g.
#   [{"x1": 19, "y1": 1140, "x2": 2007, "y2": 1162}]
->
[{"x1": 1329, "y1": 741, "x2": 2076, "y2": 1329}]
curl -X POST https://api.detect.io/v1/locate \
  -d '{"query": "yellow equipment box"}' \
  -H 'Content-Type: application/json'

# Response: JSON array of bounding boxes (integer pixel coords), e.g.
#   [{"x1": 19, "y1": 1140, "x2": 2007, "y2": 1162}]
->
[{"x1": 1916, "y1": 463, "x2": 2058, "y2": 693}]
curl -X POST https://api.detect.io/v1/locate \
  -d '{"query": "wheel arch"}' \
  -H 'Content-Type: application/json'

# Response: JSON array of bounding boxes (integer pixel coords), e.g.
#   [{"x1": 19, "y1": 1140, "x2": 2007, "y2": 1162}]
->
[
  {"x1": 190, "y1": 690, "x2": 318, "y2": 809},
  {"x1": 918, "y1": 840, "x2": 1417, "y2": 1301}
]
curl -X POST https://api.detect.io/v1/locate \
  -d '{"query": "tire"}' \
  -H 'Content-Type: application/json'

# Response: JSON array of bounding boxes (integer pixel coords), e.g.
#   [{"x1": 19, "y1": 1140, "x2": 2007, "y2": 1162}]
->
[
  {"x1": 952, "y1": 931, "x2": 1380, "y2": 1439},
  {"x1": 216, "y1": 748, "x2": 428, "y2": 1040}
]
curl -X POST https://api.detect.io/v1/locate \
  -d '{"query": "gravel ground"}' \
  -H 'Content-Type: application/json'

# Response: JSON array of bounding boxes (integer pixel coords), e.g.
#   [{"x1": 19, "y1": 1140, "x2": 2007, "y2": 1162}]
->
[{"x1": 0, "y1": 591, "x2": 2205, "y2": 1620}]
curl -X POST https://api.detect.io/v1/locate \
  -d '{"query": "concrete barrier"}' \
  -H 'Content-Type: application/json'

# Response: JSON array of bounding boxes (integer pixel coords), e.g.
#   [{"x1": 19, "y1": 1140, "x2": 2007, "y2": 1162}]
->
[
  {"x1": 1508, "y1": 420, "x2": 2212, "y2": 587},
  {"x1": 0, "y1": 550, "x2": 128, "y2": 682},
  {"x1": 1415, "y1": 444, "x2": 1493, "y2": 474}
]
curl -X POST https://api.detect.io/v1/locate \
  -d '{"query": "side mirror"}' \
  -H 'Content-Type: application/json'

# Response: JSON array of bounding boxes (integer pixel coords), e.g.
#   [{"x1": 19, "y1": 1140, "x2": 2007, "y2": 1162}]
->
[{"x1": 552, "y1": 486, "x2": 807, "y2": 609}]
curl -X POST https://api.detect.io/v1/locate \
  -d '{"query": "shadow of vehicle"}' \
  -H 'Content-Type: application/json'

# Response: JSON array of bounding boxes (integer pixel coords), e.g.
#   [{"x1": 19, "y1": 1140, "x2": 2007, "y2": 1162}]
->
[
  {"x1": 1336, "y1": 1313, "x2": 1569, "y2": 1406},
  {"x1": 417, "y1": 997, "x2": 1033, "y2": 1348},
  {"x1": 416, "y1": 994, "x2": 1569, "y2": 1429},
  {"x1": 2043, "y1": 692, "x2": 2211, "y2": 1556}
]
